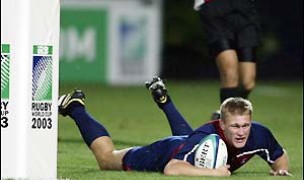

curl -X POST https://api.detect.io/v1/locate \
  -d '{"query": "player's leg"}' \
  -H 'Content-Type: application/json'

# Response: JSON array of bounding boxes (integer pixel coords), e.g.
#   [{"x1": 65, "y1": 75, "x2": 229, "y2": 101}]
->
[
  {"x1": 208, "y1": 39, "x2": 240, "y2": 120},
  {"x1": 58, "y1": 90, "x2": 129, "y2": 170},
  {"x1": 238, "y1": 62, "x2": 255, "y2": 99},
  {"x1": 236, "y1": 24, "x2": 260, "y2": 99},
  {"x1": 90, "y1": 136, "x2": 132, "y2": 170},
  {"x1": 146, "y1": 77, "x2": 193, "y2": 135},
  {"x1": 198, "y1": 9, "x2": 243, "y2": 119},
  {"x1": 198, "y1": 0, "x2": 242, "y2": 103},
  {"x1": 215, "y1": 49, "x2": 240, "y2": 102}
]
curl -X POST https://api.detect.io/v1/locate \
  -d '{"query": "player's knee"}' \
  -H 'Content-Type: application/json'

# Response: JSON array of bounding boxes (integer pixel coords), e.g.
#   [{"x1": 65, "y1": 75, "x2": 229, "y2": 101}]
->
[
  {"x1": 97, "y1": 151, "x2": 124, "y2": 170},
  {"x1": 242, "y1": 81, "x2": 255, "y2": 91},
  {"x1": 221, "y1": 73, "x2": 239, "y2": 87},
  {"x1": 98, "y1": 159, "x2": 115, "y2": 170},
  {"x1": 96, "y1": 153, "x2": 116, "y2": 170}
]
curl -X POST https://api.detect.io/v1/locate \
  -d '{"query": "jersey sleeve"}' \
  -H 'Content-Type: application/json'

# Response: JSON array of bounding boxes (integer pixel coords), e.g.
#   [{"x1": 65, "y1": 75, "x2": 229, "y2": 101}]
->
[
  {"x1": 254, "y1": 124, "x2": 284, "y2": 165},
  {"x1": 172, "y1": 132, "x2": 208, "y2": 165}
]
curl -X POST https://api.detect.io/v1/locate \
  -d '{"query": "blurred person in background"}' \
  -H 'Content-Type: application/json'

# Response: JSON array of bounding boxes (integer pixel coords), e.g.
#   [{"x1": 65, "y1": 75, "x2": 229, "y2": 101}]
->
[{"x1": 194, "y1": 0, "x2": 260, "y2": 119}]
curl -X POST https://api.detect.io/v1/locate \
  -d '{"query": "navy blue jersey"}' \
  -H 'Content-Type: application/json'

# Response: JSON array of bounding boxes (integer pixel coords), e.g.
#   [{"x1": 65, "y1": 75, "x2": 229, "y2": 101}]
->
[
  {"x1": 174, "y1": 120, "x2": 284, "y2": 172},
  {"x1": 122, "y1": 120, "x2": 284, "y2": 172}
]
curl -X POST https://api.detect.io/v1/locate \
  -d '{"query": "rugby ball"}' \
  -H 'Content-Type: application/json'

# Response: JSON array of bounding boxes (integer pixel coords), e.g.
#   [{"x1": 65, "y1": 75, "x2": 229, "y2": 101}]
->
[{"x1": 194, "y1": 134, "x2": 228, "y2": 169}]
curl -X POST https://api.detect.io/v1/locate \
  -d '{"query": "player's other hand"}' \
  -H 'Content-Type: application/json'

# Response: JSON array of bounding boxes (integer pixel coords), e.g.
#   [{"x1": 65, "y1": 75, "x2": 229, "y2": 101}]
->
[
  {"x1": 215, "y1": 165, "x2": 231, "y2": 176},
  {"x1": 269, "y1": 169, "x2": 293, "y2": 176}
]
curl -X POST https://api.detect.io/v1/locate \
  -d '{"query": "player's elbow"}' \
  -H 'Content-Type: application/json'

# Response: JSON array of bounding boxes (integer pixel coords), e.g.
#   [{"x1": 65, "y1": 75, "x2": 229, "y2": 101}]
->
[
  {"x1": 271, "y1": 149, "x2": 290, "y2": 171},
  {"x1": 163, "y1": 166, "x2": 178, "y2": 176},
  {"x1": 163, "y1": 159, "x2": 181, "y2": 176}
]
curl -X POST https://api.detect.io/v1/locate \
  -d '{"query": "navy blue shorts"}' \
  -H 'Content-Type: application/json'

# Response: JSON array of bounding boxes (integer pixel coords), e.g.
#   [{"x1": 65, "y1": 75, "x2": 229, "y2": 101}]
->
[
  {"x1": 122, "y1": 136, "x2": 186, "y2": 172},
  {"x1": 198, "y1": 0, "x2": 260, "y2": 59}
]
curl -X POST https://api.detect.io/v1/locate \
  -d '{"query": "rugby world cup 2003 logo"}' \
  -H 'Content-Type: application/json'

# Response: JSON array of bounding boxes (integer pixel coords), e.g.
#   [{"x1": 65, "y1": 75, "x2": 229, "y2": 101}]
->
[
  {"x1": 32, "y1": 45, "x2": 53, "y2": 101},
  {"x1": 1, "y1": 44, "x2": 10, "y2": 99}
]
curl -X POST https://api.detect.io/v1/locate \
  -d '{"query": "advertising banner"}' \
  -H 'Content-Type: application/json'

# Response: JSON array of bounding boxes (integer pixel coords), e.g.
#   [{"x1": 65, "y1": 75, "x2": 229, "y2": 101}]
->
[
  {"x1": 60, "y1": 7, "x2": 108, "y2": 83},
  {"x1": 60, "y1": 0, "x2": 162, "y2": 84},
  {"x1": 108, "y1": 1, "x2": 162, "y2": 85}
]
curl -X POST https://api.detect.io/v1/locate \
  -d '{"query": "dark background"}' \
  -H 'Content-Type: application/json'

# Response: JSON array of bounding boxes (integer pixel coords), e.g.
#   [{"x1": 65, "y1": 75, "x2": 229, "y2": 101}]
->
[{"x1": 161, "y1": 0, "x2": 303, "y2": 80}]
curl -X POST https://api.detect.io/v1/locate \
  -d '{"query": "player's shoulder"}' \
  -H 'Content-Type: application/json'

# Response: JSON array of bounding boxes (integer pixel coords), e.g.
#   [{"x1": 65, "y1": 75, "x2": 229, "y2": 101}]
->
[
  {"x1": 250, "y1": 121, "x2": 274, "y2": 137},
  {"x1": 251, "y1": 121, "x2": 270, "y2": 130}
]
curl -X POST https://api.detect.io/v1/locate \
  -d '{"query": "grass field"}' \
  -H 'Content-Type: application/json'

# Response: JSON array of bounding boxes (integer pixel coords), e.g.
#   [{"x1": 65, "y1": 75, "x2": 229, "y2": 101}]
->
[{"x1": 58, "y1": 79, "x2": 303, "y2": 180}]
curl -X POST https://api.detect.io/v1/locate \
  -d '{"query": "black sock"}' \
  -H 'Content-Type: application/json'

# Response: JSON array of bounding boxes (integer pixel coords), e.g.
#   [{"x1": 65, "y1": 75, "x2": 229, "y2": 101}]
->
[
  {"x1": 159, "y1": 96, "x2": 193, "y2": 135},
  {"x1": 239, "y1": 88, "x2": 250, "y2": 99},
  {"x1": 220, "y1": 87, "x2": 241, "y2": 103}
]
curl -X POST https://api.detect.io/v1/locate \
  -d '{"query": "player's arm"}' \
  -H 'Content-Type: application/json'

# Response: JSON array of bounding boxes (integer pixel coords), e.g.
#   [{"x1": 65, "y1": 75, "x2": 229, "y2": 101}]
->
[
  {"x1": 270, "y1": 150, "x2": 292, "y2": 176},
  {"x1": 163, "y1": 159, "x2": 230, "y2": 177},
  {"x1": 258, "y1": 125, "x2": 292, "y2": 176}
]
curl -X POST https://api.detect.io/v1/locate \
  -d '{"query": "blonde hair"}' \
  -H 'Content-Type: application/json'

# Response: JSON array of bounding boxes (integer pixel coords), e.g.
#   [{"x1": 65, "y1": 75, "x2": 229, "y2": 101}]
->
[{"x1": 220, "y1": 97, "x2": 253, "y2": 121}]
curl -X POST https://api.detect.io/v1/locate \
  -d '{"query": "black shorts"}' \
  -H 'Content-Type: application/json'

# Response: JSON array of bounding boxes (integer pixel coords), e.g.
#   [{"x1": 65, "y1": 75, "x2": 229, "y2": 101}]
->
[{"x1": 198, "y1": 0, "x2": 260, "y2": 58}]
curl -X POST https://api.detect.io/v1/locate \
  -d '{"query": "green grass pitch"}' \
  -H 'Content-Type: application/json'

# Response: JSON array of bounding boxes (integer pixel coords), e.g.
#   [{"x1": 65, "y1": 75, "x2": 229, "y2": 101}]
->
[{"x1": 58, "y1": 79, "x2": 303, "y2": 180}]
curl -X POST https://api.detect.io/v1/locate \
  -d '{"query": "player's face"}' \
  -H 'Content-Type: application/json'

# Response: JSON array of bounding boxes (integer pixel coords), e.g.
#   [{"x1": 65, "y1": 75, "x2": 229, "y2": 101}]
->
[{"x1": 221, "y1": 115, "x2": 251, "y2": 148}]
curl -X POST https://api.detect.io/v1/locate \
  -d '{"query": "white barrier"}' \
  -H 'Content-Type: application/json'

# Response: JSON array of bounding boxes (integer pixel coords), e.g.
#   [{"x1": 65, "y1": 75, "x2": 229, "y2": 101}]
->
[{"x1": 1, "y1": 0, "x2": 60, "y2": 179}]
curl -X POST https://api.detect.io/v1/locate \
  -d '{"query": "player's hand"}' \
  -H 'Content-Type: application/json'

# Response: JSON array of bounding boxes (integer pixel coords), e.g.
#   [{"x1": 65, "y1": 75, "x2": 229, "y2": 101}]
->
[
  {"x1": 269, "y1": 169, "x2": 292, "y2": 176},
  {"x1": 215, "y1": 165, "x2": 231, "y2": 176}
]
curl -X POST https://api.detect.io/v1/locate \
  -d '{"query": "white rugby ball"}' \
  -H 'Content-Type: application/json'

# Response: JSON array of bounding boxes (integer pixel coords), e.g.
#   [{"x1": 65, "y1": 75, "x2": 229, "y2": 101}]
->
[{"x1": 194, "y1": 134, "x2": 228, "y2": 169}]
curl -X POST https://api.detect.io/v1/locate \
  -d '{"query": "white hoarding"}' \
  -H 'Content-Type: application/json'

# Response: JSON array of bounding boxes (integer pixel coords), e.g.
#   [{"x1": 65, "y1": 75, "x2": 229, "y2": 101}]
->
[{"x1": 1, "y1": 0, "x2": 60, "y2": 179}]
